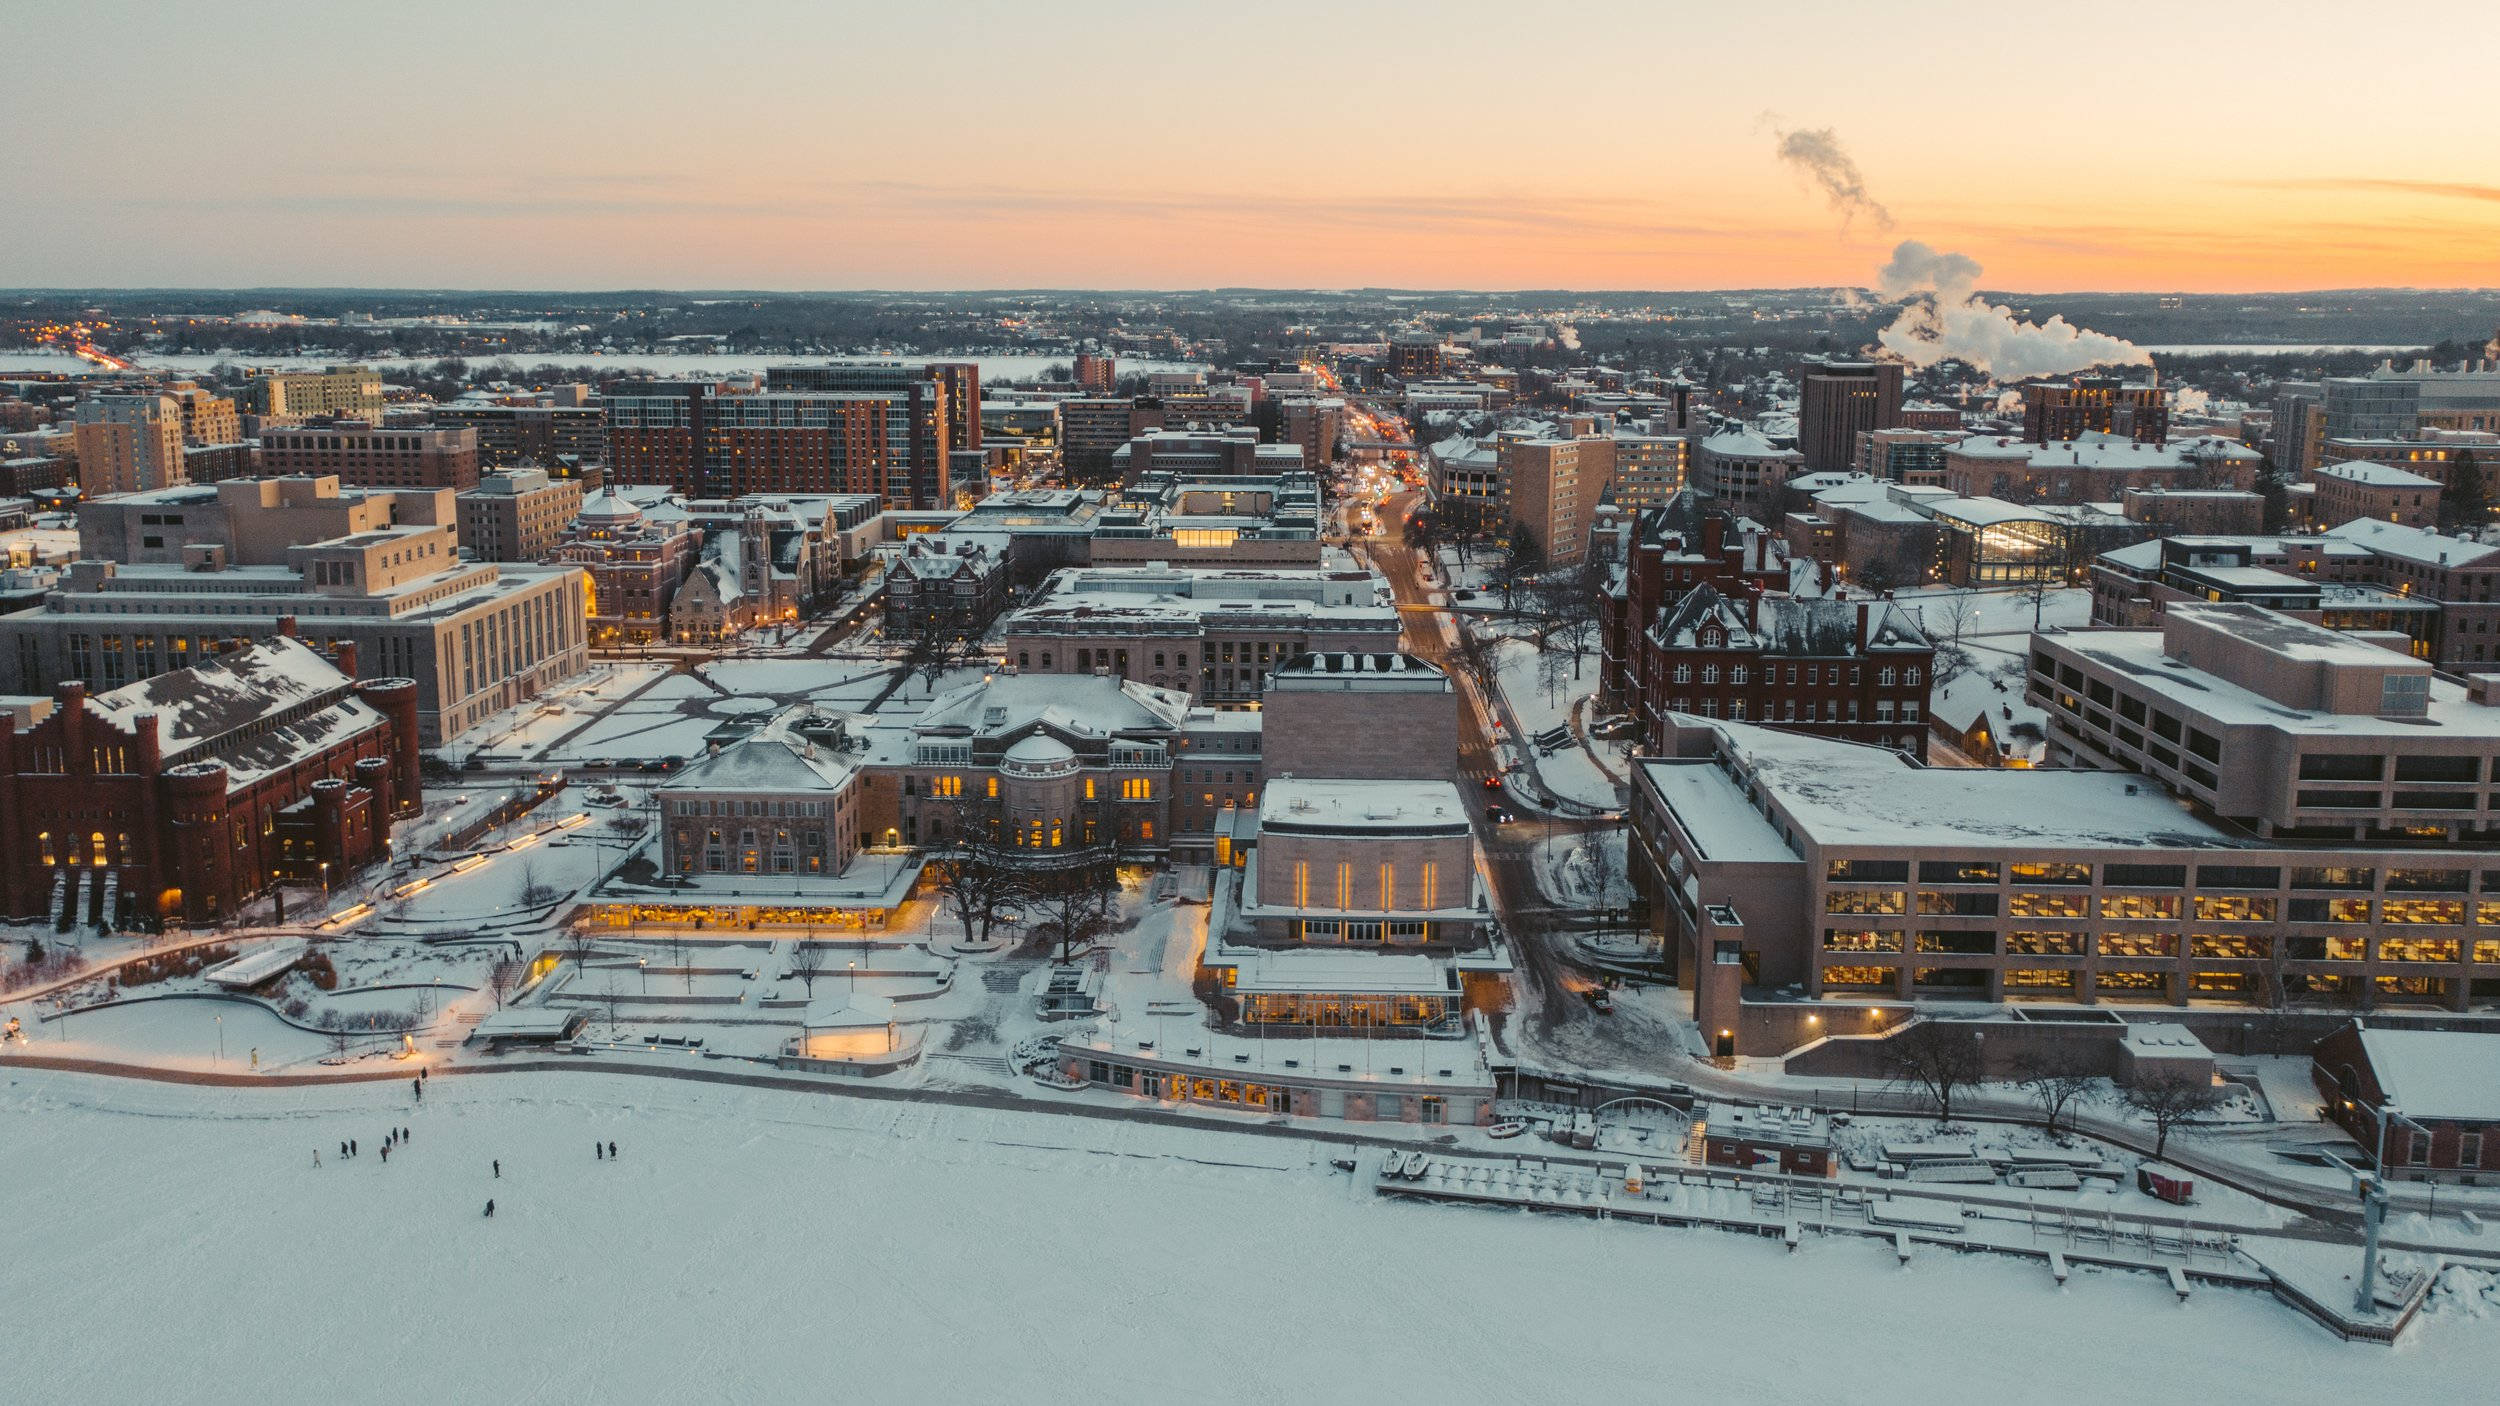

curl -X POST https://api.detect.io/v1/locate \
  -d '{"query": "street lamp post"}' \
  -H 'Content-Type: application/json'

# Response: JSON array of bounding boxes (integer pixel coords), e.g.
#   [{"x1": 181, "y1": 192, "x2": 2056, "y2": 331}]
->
[
  {"x1": 848, "y1": 959, "x2": 857, "y2": 996},
  {"x1": 2355, "y1": 1098, "x2": 2428, "y2": 1315},
  {"x1": 638, "y1": 957, "x2": 648, "y2": 996},
  {"x1": 215, "y1": 1013, "x2": 223, "y2": 1063}
]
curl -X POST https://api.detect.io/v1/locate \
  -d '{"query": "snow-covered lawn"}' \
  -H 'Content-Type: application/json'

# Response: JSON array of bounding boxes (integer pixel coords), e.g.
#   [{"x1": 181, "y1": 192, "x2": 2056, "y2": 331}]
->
[
  {"x1": 1895, "y1": 584, "x2": 2090, "y2": 642},
  {"x1": 4, "y1": 1068, "x2": 2495, "y2": 1402},
  {"x1": 698, "y1": 657, "x2": 894, "y2": 701},
  {"x1": 1486, "y1": 634, "x2": 1621, "y2": 809},
  {"x1": 1531, "y1": 832, "x2": 1633, "y2": 911}
]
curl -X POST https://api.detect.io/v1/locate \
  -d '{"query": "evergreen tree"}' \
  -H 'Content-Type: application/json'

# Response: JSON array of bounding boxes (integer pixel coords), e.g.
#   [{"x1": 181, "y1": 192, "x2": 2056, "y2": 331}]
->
[{"x1": 2441, "y1": 455, "x2": 2491, "y2": 536}]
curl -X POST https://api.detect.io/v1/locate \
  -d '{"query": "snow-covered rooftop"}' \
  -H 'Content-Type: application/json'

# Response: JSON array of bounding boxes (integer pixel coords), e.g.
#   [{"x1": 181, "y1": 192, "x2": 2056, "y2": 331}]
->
[
  {"x1": 2323, "y1": 517, "x2": 2500, "y2": 569},
  {"x1": 1260, "y1": 778, "x2": 1470, "y2": 834},
  {"x1": 85, "y1": 636, "x2": 389, "y2": 789},
  {"x1": 2355, "y1": 1027, "x2": 2500, "y2": 1123},
  {"x1": 1699, "y1": 720, "x2": 2247, "y2": 852},
  {"x1": 2315, "y1": 461, "x2": 2440, "y2": 488}
]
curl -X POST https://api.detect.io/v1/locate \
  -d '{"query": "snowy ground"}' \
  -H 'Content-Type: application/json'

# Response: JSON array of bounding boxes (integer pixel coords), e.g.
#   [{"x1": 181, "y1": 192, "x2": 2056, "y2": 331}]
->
[
  {"x1": 5, "y1": 1067, "x2": 2495, "y2": 1404},
  {"x1": 1530, "y1": 831, "x2": 1632, "y2": 911},
  {"x1": 1485, "y1": 634, "x2": 1622, "y2": 810}
]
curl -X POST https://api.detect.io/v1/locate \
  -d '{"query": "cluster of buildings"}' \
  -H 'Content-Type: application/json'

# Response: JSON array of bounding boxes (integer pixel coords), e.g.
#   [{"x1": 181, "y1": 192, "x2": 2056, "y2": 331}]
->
[{"x1": 1632, "y1": 598, "x2": 2500, "y2": 1056}]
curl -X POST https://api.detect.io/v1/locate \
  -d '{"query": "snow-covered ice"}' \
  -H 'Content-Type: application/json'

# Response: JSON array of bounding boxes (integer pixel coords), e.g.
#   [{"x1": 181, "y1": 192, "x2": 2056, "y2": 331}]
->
[{"x1": 3, "y1": 1068, "x2": 2494, "y2": 1403}]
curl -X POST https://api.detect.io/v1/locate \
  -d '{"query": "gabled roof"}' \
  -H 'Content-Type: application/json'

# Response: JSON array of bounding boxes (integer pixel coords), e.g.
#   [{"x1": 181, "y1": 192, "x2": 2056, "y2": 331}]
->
[
  {"x1": 661, "y1": 716, "x2": 855, "y2": 793},
  {"x1": 85, "y1": 636, "x2": 389, "y2": 790},
  {"x1": 912, "y1": 672, "x2": 1193, "y2": 739},
  {"x1": 1650, "y1": 583, "x2": 1929, "y2": 655},
  {"x1": 2324, "y1": 517, "x2": 2500, "y2": 568}
]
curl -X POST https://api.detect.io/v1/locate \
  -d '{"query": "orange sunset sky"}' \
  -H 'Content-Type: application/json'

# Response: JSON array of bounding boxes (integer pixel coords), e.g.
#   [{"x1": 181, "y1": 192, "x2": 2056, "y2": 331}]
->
[{"x1": 5, "y1": 0, "x2": 2494, "y2": 292}]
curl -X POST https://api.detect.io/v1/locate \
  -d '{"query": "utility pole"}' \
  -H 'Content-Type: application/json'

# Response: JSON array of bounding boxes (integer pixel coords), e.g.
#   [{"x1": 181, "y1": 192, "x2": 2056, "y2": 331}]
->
[{"x1": 2356, "y1": 1099, "x2": 2420, "y2": 1316}]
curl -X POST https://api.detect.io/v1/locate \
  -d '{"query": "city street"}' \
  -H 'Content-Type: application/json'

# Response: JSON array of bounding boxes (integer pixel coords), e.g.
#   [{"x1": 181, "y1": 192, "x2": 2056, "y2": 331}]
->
[{"x1": 1360, "y1": 479, "x2": 1670, "y2": 1063}]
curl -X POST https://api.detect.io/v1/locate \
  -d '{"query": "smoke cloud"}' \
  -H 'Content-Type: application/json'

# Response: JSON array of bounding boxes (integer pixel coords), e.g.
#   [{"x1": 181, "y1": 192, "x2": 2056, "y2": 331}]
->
[
  {"x1": 1873, "y1": 239, "x2": 2150, "y2": 381},
  {"x1": 1772, "y1": 125, "x2": 1893, "y2": 232}
]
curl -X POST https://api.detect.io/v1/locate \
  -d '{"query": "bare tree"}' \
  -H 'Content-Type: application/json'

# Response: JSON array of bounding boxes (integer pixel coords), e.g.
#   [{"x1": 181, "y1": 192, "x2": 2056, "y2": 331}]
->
[
  {"x1": 1532, "y1": 557, "x2": 1606, "y2": 672},
  {"x1": 516, "y1": 861, "x2": 564, "y2": 908},
  {"x1": 1448, "y1": 619, "x2": 1501, "y2": 688},
  {"x1": 1573, "y1": 829, "x2": 1623, "y2": 936},
  {"x1": 1494, "y1": 523, "x2": 1545, "y2": 613},
  {"x1": 899, "y1": 610, "x2": 983, "y2": 695},
  {"x1": 1019, "y1": 847, "x2": 1120, "y2": 966},
  {"x1": 2012, "y1": 1047, "x2": 2099, "y2": 1135},
  {"x1": 485, "y1": 955, "x2": 525, "y2": 1011},
  {"x1": 1924, "y1": 590, "x2": 1977, "y2": 652},
  {"x1": 788, "y1": 935, "x2": 826, "y2": 999},
  {"x1": 1883, "y1": 1020, "x2": 1985, "y2": 1127},
  {"x1": 930, "y1": 796, "x2": 1027, "y2": 947},
  {"x1": 2122, "y1": 1068, "x2": 2224, "y2": 1161},
  {"x1": 561, "y1": 924, "x2": 597, "y2": 978}
]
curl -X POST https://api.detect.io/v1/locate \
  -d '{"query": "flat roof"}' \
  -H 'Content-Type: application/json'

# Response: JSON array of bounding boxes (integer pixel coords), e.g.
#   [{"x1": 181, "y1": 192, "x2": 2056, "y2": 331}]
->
[
  {"x1": 2050, "y1": 634, "x2": 2500, "y2": 738},
  {"x1": 1711, "y1": 722, "x2": 2249, "y2": 851},
  {"x1": 1637, "y1": 757, "x2": 1796, "y2": 864},
  {"x1": 1261, "y1": 778, "x2": 1469, "y2": 833}
]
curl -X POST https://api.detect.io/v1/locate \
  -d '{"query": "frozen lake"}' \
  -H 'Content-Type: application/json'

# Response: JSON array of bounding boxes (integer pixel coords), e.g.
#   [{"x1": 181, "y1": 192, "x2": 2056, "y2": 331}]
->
[
  {"x1": 0, "y1": 1068, "x2": 2492, "y2": 1404},
  {"x1": 2141, "y1": 343, "x2": 2426, "y2": 357}
]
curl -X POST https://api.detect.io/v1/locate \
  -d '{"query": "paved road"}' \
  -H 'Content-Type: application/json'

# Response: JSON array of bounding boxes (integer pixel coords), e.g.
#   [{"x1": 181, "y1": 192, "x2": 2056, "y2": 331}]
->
[{"x1": 1363, "y1": 493, "x2": 1613, "y2": 1042}]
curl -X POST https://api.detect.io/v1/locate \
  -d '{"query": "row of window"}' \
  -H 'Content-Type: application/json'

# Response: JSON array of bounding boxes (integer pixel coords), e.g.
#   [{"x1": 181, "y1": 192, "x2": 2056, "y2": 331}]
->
[
  {"x1": 1827, "y1": 925, "x2": 2500, "y2": 960},
  {"x1": 1825, "y1": 859, "x2": 2500, "y2": 892},
  {"x1": 1668, "y1": 662, "x2": 1918, "y2": 688}
]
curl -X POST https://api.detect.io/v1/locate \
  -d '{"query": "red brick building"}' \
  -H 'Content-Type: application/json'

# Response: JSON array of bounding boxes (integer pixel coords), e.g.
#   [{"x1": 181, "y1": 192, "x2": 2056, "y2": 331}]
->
[
  {"x1": 259, "y1": 420, "x2": 481, "y2": 491},
  {"x1": 2312, "y1": 1024, "x2": 2500, "y2": 1177},
  {"x1": 0, "y1": 635, "x2": 421, "y2": 928},
  {"x1": 1636, "y1": 584, "x2": 1934, "y2": 758},
  {"x1": 2021, "y1": 376, "x2": 2169, "y2": 445},
  {"x1": 1599, "y1": 491, "x2": 1786, "y2": 721}
]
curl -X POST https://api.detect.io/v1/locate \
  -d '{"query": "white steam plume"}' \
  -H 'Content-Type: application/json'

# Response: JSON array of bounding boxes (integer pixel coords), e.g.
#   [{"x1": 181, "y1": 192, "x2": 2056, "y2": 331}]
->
[
  {"x1": 1772, "y1": 125, "x2": 1892, "y2": 232},
  {"x1": 1874, "y1": 240, "x2": 2150, "y2": 381}
]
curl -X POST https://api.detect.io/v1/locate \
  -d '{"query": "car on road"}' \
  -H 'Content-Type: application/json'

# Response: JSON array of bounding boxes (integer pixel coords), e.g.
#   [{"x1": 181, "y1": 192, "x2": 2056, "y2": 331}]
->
[
  {"x1": 1483, "y1": 802, "x2": 1513, "y2": 824},
  {"x1": 1482, "y1": 774, "x2": 1504, "y2": 790}
]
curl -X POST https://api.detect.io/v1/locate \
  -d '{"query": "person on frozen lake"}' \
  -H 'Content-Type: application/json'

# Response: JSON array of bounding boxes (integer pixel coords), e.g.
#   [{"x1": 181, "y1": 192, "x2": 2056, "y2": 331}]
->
[{"x1": 484, "y1": 1200, "x2": 494, "y2": 1219}]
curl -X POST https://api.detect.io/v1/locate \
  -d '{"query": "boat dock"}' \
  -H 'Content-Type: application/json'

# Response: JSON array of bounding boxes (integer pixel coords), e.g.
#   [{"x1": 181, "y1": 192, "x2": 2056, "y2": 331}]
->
[{"x1": 1370, "y1": 1149, "x2": 2473, "y2": 1343}]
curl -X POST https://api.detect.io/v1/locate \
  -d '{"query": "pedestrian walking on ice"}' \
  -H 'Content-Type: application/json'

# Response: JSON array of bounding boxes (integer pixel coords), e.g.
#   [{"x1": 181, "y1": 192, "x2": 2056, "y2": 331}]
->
[
  {"x1": 313, "y1": 1149, "x2": 321, "y2": 1168},
  {"x1": 351, "y1": 1139, "x2": 358, "y2": 1157},
  {"x1": 381, "y1": 1145, "x2": 389, "y2": 1164},
  {"x1": 493, "y1": 1159, "x2": 501, "y2": 1178},
  {"x1": 608, "y1": 1141, "x2": 616, "y2": 1160},
  {"x1": 596, "y1": 1142, "x2": 603, "y2": 1161},
  {"x1": 340, "y1": 1141, "x2": 348, "y2": 1159},
  {"x1": 484, "y1": 1199, "x2": 495, "y2": 1218}
]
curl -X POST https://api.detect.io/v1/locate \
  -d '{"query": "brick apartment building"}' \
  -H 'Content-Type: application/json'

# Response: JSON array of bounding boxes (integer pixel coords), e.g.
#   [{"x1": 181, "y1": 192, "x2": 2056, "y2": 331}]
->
[
  {"x1": 2021, "y1": 376, "x2": 2169, "y2": 445},
  {"x1": 1073, "y1": 354, "x2": 1117, "y2": 394},
  {"x1": 260, "y1": 420, "x2": 481, "y2": 492},
  {"x1": 1797, "y1": 359, "x2": 1904, "y2": 473}
]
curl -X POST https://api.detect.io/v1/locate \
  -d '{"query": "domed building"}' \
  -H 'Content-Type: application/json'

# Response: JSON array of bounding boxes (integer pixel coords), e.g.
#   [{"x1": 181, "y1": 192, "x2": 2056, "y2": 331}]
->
[{"x1": 556, "y1": 488, "x2": 700, "y2": 644}]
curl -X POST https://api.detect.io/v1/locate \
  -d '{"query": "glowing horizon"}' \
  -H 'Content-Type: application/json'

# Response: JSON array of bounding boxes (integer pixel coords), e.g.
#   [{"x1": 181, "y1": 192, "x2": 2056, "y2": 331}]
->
[{"x1": 4, "y1": 0, "x2": 2494, "y2": 294}]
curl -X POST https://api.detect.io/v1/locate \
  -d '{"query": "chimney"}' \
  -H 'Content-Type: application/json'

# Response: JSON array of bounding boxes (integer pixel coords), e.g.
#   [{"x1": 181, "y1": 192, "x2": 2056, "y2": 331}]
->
[
  {"x1": 332, "y1": 639, "x2": 359, "y2": 676},
  {"x1": 1855, "y1": 602, "x2": 1870, "y2": 652},
  {"x1": 276, "y1": 615, "x2": 298, "y2": 638}
]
